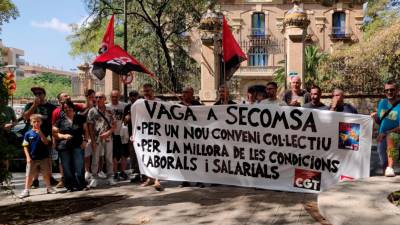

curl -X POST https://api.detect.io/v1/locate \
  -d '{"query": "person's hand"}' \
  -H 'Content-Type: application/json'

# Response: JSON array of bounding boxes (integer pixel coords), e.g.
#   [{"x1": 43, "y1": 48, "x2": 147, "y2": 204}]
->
[
  {"x1": 289, "y1": 99, "x2": 300, "y2": 106},
  {"x1": 4, "y1": 123, "x2": 13, "y2": 131},
  {"x1": 64, "y1": 134, "x2": 73, "y2": 140},
  {"x1": 33, "y1": 97, "x2": 41, "y2": 107},
  {"x1": 100, "y1": 131, "x2": 110, "y2": 140},
  {"x1": 377, "y1": 132, "x2": 386, "y2": 143},
  {"x1": 80, "y1": 141, "x2": 87, "y2": 149}
]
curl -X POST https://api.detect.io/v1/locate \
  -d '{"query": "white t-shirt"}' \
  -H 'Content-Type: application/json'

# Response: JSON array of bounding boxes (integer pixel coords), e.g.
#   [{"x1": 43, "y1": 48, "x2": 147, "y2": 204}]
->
[
  {"x1": 259, "y1": 98, "x2": 287, "y2": 106},
  {"x1": 106, "y1": 101, "x2": 128, "y2": 136}
]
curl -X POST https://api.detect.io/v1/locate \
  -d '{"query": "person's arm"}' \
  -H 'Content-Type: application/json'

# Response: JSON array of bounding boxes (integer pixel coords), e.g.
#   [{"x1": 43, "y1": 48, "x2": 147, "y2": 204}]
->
[
  {"x1": 37, "y1": 129, "x2": 50, "y2": 145},
  {"x1": 23, "y1": 146, "x2": 32, "y2": 163},
  {"x1": 23, "y1": 100, "x2": 39, "y2": 121},
  {"x1": 52, "y1": 125, "x2": 72, "y2": 140}
]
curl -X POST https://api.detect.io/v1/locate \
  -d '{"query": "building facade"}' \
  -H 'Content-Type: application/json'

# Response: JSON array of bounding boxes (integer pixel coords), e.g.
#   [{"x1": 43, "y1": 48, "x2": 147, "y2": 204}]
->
[
  {"x1": 0, "y1": 39, "x2": 25, "y2": 79},
  {"x1": 191, "y1": 0, "x2": 364, "y2": 103}
]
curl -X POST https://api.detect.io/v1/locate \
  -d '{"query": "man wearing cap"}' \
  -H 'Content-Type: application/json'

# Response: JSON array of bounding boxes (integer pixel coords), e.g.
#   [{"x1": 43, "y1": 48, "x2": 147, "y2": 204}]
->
[{"x1": 23, "y1": 87, "x2": 57, "y2": 187}]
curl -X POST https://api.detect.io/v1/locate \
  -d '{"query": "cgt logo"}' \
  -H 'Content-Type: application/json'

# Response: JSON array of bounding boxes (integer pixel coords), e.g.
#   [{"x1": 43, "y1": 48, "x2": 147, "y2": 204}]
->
[{"x1": 293, "y1": 168, "x2": 321, "y2": 191}]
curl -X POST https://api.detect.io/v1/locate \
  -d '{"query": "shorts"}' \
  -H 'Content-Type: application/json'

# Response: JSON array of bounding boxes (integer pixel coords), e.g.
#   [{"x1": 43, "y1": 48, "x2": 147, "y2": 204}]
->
[
  {"x1": 387, "y1": 132, "x2": 400, "y2": 159},
  {"x1": 113, "y1": 135, "x2": 129, "y2": 160},
  {"x1": 26, "y1": 158, "x2": 51, "y2": 178}
]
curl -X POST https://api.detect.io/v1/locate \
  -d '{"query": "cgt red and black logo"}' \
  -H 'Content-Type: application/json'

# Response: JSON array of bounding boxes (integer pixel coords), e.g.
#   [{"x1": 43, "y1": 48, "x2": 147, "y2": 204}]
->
[{"x1": 293, "y1": 168, "x2": 321, "y2": 191}]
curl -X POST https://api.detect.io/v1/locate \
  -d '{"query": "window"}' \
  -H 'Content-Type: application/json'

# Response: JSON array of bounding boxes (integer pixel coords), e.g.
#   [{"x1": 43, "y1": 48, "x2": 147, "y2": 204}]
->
[
  {"x1": 332, "y1": 12, "x2": 346, "y2": 38},
  {"x1": 251, "y1": 13, "x2": 265, "y2": 36},
  {"x1": 248, "y1": 47, "x2": 267, "y2": 67}
]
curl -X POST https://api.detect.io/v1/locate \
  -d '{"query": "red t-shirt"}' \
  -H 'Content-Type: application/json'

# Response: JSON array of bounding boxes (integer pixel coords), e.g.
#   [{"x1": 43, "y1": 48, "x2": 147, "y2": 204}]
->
[{"x1": 52, "y1": 103, "x2": 85, "y2": 125}]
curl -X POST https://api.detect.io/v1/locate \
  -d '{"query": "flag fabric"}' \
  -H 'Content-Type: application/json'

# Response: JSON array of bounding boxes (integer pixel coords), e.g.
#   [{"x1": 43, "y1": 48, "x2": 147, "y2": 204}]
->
[
  {"x1": 92, "y1": 45, "x2": 154, "y2": 80},
  {"x1": 222, "y1": 16, "x2": 247, "y2": 80},
  {"x1": 99, "y1": 15, "x2": 114, "y2": 54},
  {"x1": 92, "y1": 15, "x2": 154, "y2": 80}
]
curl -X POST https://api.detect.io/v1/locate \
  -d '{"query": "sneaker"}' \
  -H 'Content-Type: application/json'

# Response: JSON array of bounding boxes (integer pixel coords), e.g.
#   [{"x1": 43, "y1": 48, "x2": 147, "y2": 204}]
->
[
  {"x1": 98, "y1": 171, "x2": 107, "y2": 179},
  {"x1": 47, "y1": 187, "x2": 57, "y2": 194},
  {"x1": 108, "y1": 178, "x2": 117, "y2": 186},
  {"x1": 120, "y1": 172, "x2": 128, "y2": 180},
  {"x1": 19, "y1": 189, "x2": 30, "y2": 199},
  {"x1": 50, "y1": 176, "x2": 58, "y2": 186},
  {"x1": 31, "y1": 179, "x2": 39, "y2": 189},
  {"x1": 89, "y1": 179, "x2": 98, "y2": 188},
  {"x1": 55, "y1": 178, "x2": 64, "y2": 189},
  {"x1": 85, "y1": 172, "x2": 92, "y2": 181},
  {"x1": 385, "y1": 167, "x2": 396, "y2": 177}
]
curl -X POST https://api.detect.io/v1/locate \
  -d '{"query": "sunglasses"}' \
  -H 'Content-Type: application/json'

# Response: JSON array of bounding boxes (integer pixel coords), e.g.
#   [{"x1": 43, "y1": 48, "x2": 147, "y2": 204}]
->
[
  {"x1": 95, "y1": 96, "x2": 105, "y2": 99},
  {"x1": 34, "y1": 92, "x2": 44, "y2": 96},
  {"x1": 384, "y1": 88, "x2": 396, "y2": 93}
]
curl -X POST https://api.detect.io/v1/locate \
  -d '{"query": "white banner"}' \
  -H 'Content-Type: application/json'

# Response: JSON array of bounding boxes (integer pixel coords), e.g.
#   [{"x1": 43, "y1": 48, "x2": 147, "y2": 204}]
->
[{"x1": 131, "y1": 99, "x2": 373, "y2": 193}]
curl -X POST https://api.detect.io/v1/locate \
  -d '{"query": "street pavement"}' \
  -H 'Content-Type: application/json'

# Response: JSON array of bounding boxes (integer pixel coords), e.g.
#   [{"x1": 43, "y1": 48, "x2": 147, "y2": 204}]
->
[{"x1": 0, "y1": 147, "x2": 396, "y2": 225}]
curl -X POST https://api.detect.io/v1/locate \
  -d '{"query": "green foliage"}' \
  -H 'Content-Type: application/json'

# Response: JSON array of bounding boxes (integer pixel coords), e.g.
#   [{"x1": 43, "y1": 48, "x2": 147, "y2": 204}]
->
[
  {"x1": 69, "y1": 0, "x2": 213, "y2": 92},
  {"x1": 0, "y1": 0, "x2": 18, "y2": 33},
  {"x1": 14, "y1": 73, "x2": 72, "y2": 99},
  {"x1": 273, "y1": 60, "x2": 286, "y2": 86},
  {"x1": 318, "y1": 21, "x2": 400, "y2": 94},
  {"x1": 273, "y1": 46, "x2": 327, "y2": 89},
  {"x1": 0, "y1": 72, "x2": 15, "y2": 185},
  {"x1": 304, "y1": 45, "x2": 328, "y2": 88}
]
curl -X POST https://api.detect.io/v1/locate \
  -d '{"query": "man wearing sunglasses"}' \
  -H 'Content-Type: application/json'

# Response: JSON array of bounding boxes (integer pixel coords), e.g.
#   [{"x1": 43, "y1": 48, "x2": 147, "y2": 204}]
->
[
  {"x1": 87, "y1": 92, "x2": 116, "y2": 187},
  {"x1": 372, "y1": 80, "x2": 400, "y2": 177},
  {"x1": 23, "y1": 87, "x2": 57, "y2": 188}
]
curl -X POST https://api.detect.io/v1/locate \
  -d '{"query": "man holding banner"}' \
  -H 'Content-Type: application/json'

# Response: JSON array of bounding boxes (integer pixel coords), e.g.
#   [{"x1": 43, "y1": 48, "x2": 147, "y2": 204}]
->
[{"x1": 373, "y1": 80, "x2": 400, "y2": 177}]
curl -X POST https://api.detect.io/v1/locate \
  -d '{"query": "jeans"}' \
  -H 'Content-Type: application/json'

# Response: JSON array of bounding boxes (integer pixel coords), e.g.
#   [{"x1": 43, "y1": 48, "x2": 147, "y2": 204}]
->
[
  {"x1": 377, "y1": 139, "x2": 388, "y2": 170},
  {"x1": 59, "y1": 147, "x2": 86, "y2": 190}
]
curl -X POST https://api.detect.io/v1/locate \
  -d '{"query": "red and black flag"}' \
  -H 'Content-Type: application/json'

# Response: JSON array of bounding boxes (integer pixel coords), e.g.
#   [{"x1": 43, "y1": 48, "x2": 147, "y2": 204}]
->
[
  {"x1": 99, "y1": 14, "x2": 114, "y2": 54},
  {"x1": 92, "y1": 15, "x2": 154, "y2": 80},
  {"x1": 222, "y1": 16, "x2": 247, "y2": 80}
]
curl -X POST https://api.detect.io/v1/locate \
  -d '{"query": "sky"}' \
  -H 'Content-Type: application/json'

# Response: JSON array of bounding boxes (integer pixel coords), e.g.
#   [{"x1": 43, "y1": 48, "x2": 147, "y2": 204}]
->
[{"x1": 1, "y1": 0, "x2": 90, "y2": 72}]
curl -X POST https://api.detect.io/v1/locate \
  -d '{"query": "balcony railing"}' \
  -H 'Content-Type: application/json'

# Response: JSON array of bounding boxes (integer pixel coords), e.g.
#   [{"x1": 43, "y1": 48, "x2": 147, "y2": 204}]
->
[
  {"x1": 329, "y1": 27, "x2": 352, "y2": 40},
  {"x1": 248, "y1": 28, "x2": 270, "y2": 39}
]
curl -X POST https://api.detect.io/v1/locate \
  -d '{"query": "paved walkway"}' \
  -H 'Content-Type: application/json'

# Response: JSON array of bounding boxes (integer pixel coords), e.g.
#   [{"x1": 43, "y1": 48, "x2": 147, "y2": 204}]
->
[
  {"x1": 318, "y1": 176, "x2": 400, "y2": 225},
  {"x1": 1, "y1": 173, "x2": 322, "y2": 225}
]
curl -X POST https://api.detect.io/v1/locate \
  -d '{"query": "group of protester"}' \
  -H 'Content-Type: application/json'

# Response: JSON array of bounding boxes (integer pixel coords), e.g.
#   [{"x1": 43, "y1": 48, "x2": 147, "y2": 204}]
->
[{"x1": 1, "y1": 75, "x2": 399, "y2": 198}]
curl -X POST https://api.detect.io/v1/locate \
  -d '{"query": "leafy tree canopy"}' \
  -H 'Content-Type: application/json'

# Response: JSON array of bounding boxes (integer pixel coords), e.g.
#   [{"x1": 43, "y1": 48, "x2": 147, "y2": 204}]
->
[
  {"x1": 14, "y1": 73, "x2": 72, "y2": 99},
  {"x1": 69, "y1": 0, "x2": 214, "y2": 92},
  {"x1": 0, "y1": 0, "x2": 18, "y2": 33}
]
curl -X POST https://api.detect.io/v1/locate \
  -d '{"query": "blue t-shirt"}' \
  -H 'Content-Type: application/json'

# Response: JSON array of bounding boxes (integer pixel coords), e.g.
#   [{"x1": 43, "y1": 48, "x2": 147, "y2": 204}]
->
[
  {"x1": 22, "y1": 130, "x2": 49, "y2": 160},
  {"x1": 377, "y1": 99, "x2": 400, "y2": 134}
]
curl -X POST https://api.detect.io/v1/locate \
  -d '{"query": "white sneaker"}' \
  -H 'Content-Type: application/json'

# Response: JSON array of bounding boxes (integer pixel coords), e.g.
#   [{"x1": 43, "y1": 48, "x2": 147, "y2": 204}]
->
[
  {"x1": 19, "y1": 189, "x2": 30, "y2": 199},
  {"x1": 98, "y1": 171, "x2": 107, "y2": 179},
  {"x1": 108, "y1": 178, "x2": 117, "y2": 186},
  {"x1": 85, "y1": 171, "x2": 92, "y2": 181},
  {"x1": 385, "y1": 167, "x2": 396, "y2": 177},
  {"x1": 47, "y1": 187, "x2": 57, "y2": 194},
  {"x1": 89, "y1": 179, "x2": 98, "y2": 188}
]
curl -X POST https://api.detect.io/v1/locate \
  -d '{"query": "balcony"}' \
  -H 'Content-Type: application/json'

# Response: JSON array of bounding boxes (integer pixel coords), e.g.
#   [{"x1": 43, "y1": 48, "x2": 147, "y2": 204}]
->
[
  {"x1": 329, "y1": 27, "x2": 353, "y2": 41},
  {"x1": 248, "y1": 28, "x2": 270, "y2": 39}
]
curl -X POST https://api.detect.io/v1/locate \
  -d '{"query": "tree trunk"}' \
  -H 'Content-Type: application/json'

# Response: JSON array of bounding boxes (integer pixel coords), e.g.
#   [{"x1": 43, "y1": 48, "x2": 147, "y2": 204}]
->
[{"x1": 156, "y1": 30, "x2": 177, "y2": 92}]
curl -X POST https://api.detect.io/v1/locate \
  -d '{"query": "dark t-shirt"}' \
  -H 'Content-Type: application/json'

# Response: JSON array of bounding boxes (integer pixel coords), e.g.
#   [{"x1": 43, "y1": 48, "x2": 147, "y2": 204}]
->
[
  {"x1": 333, "y1": 103, "x2": 358, "y2": 114},
  {"x1": 303, "y1": 102, "x2": 329, "y2": 110},
  {"x1": 55, "y1": 115, "x2": 86, "y2": 150},
  {"x1": 22, "y1": 130, "x2": 49, "y2": 160},
  {"x1": 179, "y1": 100, "x2": 202, "y2": 106},
  {"x1": 214, "y1": 99, "x2": 236, "y2": 105},
  {"x1": 23, "y1": 102, "x2": 57, "y2": 137},
  {"x1": 124, "y1": 103, "x2": 133, "y2": 136},
  {"x1": 282, "y1": 90, "x2": 311, "y2": 106}
]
